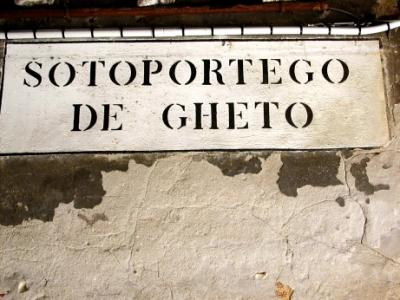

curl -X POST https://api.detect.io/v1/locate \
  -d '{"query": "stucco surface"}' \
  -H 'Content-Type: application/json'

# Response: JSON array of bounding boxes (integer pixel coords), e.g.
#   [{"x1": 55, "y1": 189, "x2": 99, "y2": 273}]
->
[{"x1": 0, "y1": 32, "x2": 400, "y2": 299}]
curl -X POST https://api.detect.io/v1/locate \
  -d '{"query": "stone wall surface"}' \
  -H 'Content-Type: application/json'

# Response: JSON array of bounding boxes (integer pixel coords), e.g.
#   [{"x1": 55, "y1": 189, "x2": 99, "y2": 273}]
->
[{"x1": 0, "y1": 32, "x2": 400, "y2": 299}]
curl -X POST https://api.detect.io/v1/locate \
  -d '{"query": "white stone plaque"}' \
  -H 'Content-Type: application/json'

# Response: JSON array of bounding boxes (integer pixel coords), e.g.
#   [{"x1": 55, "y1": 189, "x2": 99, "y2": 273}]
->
[{"x1": 0, "y1": 40, "x2": 390, "y2": 153}]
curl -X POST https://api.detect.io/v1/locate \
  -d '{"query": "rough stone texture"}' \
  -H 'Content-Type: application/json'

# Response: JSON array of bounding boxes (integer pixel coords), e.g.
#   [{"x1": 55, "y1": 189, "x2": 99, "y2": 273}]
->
[{"x1": 1, "y1": 31, "x2": 400, "y2": 299}]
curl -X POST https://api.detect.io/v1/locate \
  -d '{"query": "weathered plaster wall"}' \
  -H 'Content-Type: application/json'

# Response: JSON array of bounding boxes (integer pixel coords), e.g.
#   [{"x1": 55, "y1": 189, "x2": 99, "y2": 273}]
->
[{"x1": 1, "y1": 32, "x2": 400, "y2": 299}]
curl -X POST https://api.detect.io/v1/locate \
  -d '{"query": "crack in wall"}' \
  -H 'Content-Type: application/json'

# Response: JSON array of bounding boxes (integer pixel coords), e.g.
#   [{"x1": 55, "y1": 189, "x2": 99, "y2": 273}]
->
[{"x1": 0, "y1": 151, "x2": 346, "y2": 225}]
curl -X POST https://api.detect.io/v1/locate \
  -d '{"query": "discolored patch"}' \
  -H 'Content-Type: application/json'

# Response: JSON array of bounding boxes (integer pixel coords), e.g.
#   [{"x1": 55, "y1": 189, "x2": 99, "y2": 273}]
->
[
  {"x1": 275, "y1": 281, "x2": 294, "y2": 300},
  {"x1": 335, "y1": 197, "x2": 346, "y2": 207},
  {"x1": 77, "y1": 212, "x2": 108, "y2": 226},
  {"x1": 130, "y1": 153, "x2": 169, "y2": 167},
  {"x1": 350, "y1": 158, "x2": 390, "y2": 195},
  {"x1": 0, "y1": 155, "x2": 130, "y2": 226},
  {"x1": 341, "y1": 150, "x2": 354, "y2": 159},
  {"x1": 278, "y1": 152, "x2": 342, "y2": 197},
  {"x1": 203, "y1": 152, "x2": 271, "y2": 177}
]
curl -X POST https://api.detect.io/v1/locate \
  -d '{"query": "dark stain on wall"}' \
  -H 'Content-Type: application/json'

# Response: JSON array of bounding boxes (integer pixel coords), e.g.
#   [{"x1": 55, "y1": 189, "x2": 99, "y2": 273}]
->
[
  {"x1": 0, "y1": 152, "x2": 276, "y2": 225},
  {"x1": 131, "y1": 153, "x2": 169, "y2": 167},
  {"x1": 341, "y1": 150, "x2": 354, "y2": 159},
  {"x1": 335, "y1": 197, "x2": 345, "y2": 207},
  {"x1": 203, "y1": 152, "x2": 271, "y2": 177},
  {"x1": 77, "y1": 212, "x2": 108, "y2": 226},
  {"x1": 0, "y1": 155, "x2": 130, "y2": 226},
  {"x1": 278, "y1": 152, "x2": 342, "y2": 197},
  {"x1": 350, "y1": 157, "x2": 390, "y2": 195}
]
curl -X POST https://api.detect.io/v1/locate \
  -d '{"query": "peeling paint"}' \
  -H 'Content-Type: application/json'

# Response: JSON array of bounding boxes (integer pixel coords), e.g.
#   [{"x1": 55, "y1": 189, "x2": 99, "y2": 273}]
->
[
  {"x1": 275, "y1": 282, "x2": 294, "y2": 300},
  {"x1": 341, "y1": 150, "x2": 354, "y2": 159},
  {"x1": 350, "y1": 157, "x2": 390, "y2": 195},
  {"x1": 278, "y1": 152, "x2": 342, "y2": 197},
  {"x1": 0, "y1": 6, "x2": 399, "y2": 300},
  {"x1": 203, "y1": 152, "x2": 271, "y2": 177},
  {"x1": 0, "y1": 155, "x2": 130, "y2": 226},
  {"x1": 77, "y1": 212, "x2": 108, "y2": 226},
  {"x1": 335, "y1": 197, "x2": 346, "y2": 207},
  {"x1": 130, "y1": 153, "x2": 169, "y2": 167},
  {"x1": 0, "y1": 152, "x2": 277, "y2": 225}
]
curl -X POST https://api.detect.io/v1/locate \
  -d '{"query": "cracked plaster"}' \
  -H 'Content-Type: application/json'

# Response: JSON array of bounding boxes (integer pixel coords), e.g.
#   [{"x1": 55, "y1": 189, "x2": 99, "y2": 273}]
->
[{"x1": 1, "y1": 31, "x2": 400, "y2": 299}]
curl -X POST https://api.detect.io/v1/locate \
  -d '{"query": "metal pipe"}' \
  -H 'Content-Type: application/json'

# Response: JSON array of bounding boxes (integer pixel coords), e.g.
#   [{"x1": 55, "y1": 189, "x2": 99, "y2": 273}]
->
[
  {"x1": 2, "y1": 22, "x2": 400, "y2": 40},
  {"x1": 0, "y1": 2, "x2": 328, "y2": 19}
]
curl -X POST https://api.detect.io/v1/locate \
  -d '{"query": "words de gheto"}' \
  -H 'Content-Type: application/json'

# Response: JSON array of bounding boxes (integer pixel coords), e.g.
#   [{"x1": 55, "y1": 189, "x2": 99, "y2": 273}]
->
[{"x1": 22, "y1": 58, "x2": 349, "y2": 132}]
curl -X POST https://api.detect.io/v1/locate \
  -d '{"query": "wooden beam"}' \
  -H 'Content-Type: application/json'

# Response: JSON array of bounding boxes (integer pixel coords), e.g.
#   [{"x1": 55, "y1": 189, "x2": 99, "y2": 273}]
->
[{"x1": 0, "y1": 2, "x2": 328, "y2": 19}]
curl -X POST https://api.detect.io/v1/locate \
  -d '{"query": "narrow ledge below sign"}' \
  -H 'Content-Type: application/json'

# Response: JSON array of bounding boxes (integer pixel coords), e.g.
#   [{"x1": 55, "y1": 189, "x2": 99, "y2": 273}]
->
[{"x1": 0, "y1": 40, "x2": 390, "y2": 153}]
